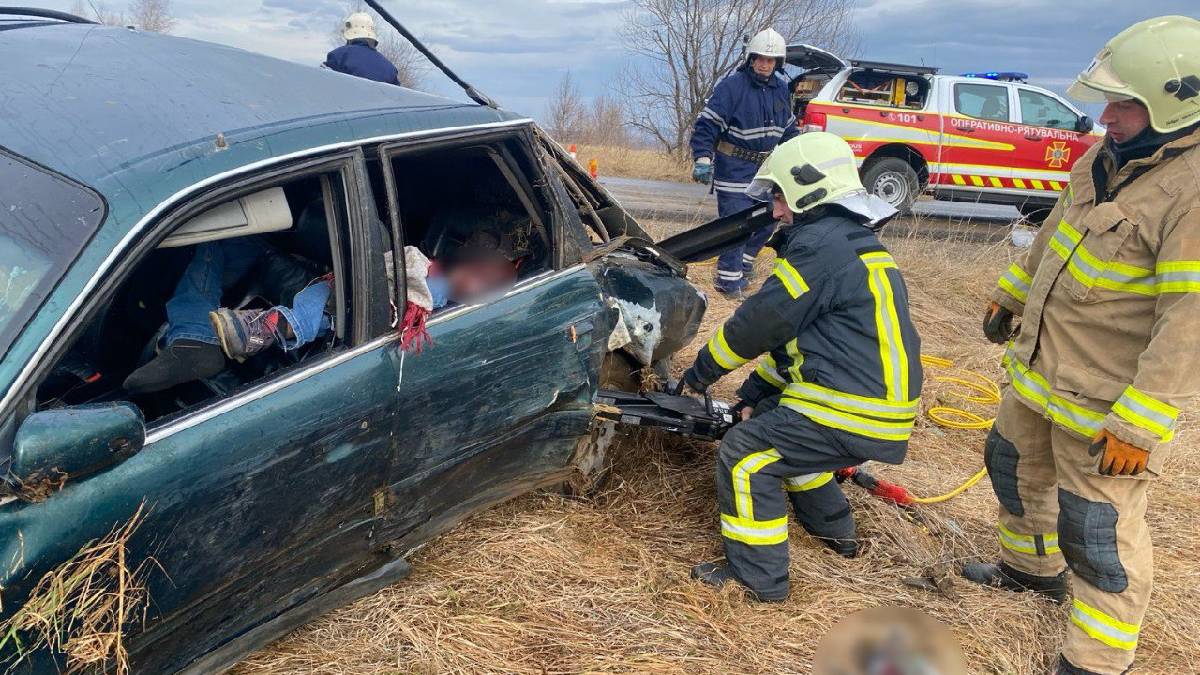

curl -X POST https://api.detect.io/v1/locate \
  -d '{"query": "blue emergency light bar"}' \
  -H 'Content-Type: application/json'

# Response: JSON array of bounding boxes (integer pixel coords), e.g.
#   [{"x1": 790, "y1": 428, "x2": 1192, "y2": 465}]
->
[{"x1": 962, "y1": 71, "x2": 1029, "y2": 83}]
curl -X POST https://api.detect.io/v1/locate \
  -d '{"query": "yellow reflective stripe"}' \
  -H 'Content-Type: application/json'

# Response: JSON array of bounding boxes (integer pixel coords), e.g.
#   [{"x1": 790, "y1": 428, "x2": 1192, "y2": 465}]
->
[
  {"x1": 785, "y1": 339, "x2": 804, "y2": 383},
  {"x1": 989, "y1": 176, "x2": 1003, "y2": 188},
  {"x1": 860, "y1": 251, "x2": 897, "y2": 267},
  {"x1": 1012, "y1": 177, "x2": 1027, "y2": 189},
  {"x1": 720, "y1": 513, "x2": 789, "y2": 546},
  {"x1": 996, "y1": 523, "x2": 1061, "y2": 555},
  {"x1": 1071, "y1": 599, "x2": 1139, "y2": 651},
  {"x1": 863, "y1": 255, "x2": 909, "y2": 401},
  {"x1": 731, "y1": 448, "x2": 781, "y2": 521},
  {"x1": 1032, "y1": 179, "x2": 1045, "y2": 190},
  {"x1": 1004, "y1": 350, "x2": 1105, "y2": 437},
  {"x1": 952, "y1": 174, "x2": 966, "y2": 185},
  {"x1": 781, "y1": 398, "x2": 914, "y2": 441},
  {"x1": 772, "y1": 258, "x2": 810, "y2": 300},
  {"x1": 1112, "y1": 385, "x2": 1178, "y2": 442},
  {"x1": 784, "y1": 381, "x2": 919, "y2": 420},
  {"x1": 755, "y1": 359, "x2": 787, "y2": 389},
  {"x1": 707, "y1": 325, "x2": 749, "y2": 371},
  {"x1": 1049, "y1": 219, "x2": 1159, "y2": 296},
  {"x1": 970, "y1": 175, "x2": 984, "y2": 187},
  {"x1": 784, "y1": 472, "x2": 834, "y2": 492},
  {"x1": 998, "y1": 262, "x2": 1032, "y2": 304},
  {"x1": 1155, "y1": 260, "x2": 1200, "y2": 293}
]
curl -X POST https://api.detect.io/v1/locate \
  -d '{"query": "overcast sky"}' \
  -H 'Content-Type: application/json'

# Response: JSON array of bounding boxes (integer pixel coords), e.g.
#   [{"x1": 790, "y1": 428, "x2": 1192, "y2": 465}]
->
[{"x1": 32, "y1": 0, "x2": 1200, "y2": 119}]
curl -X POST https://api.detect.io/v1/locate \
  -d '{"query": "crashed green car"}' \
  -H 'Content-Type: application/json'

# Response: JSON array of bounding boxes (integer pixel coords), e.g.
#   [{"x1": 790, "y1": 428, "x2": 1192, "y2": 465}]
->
[{"x1": 0, "y1": 9, "x2": 705, "y2": 672}]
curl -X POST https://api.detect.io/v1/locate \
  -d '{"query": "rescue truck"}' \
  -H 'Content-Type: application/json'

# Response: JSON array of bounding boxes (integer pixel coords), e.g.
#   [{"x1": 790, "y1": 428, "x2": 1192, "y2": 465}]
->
[{"x1": 787, "y1": 45, "x2": 1104, "y2": 218}]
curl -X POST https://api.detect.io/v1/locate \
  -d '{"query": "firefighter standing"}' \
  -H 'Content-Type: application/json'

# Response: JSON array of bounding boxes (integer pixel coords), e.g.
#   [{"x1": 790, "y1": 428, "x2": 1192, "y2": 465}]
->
[
  {"x1": 690, "y1": 28, "x2": 799, "y2": 298},
  {"x1": 965, "y1": 16, "x2": 1200, "y2": 675},
  {"x1": 324, "y1": 12, "x2": 401, "y2": 85},
  {"x1": 680, "y1": 132, "x2": 923, "y2": 601}
]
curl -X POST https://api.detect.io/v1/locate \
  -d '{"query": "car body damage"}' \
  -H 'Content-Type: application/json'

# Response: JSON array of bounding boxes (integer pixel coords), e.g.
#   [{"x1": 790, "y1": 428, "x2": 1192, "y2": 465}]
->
[{"x1": 0, "y1": 16, "x2": 706, "y2": 674}]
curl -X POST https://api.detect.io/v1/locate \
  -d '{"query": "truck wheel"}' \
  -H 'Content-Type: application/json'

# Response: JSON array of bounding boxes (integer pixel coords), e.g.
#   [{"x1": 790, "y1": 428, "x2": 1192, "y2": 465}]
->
[
  {"x1": 1018, "y1": 203, "x2": 1052, "y2": 225},
  {"x1": 863, "y1": 158, "x2": 919, "y2": 214}
]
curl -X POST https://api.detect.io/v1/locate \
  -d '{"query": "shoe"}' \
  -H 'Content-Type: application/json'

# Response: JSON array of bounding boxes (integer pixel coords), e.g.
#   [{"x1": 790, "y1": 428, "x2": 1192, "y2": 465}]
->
[
  {"x1": 713, "y1": 286, "x2": 745, "y2": 301},
  {"x1": 961, "y1": 561, "x2": 1068, "y2": 603},
  {"x1": 210, "y1": 308, "x2": 281, "y2": 360},
  {"x1": 690, "y1": 562, "x2": 788, "y2": 602},
  {"x1": 1055, "y1": 654, "x2": 1123, "y2": 675},
  {"x1": 818, "y1": 536, "x2": 859, "y2": 558},
  {"x1": 123, "y1": 339, "x2": 226, "y2": 394}
]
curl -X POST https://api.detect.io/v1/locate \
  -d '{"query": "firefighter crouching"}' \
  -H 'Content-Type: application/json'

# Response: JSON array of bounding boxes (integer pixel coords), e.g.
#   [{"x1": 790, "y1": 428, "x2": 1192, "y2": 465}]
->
[
  {"x1": 679, "y1": 132, "x2": 923, "y2": 602},
  {"x1": 967, "y1": 16, "x2": 1200, "y2": 675},
  {"x1": 690, "y1": 28, "x2": 798, "y2": 299}
]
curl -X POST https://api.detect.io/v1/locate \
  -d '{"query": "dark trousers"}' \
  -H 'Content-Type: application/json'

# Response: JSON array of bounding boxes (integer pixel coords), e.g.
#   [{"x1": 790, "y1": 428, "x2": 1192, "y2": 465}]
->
[
  {"x1": 714, "y1": 190, "x2": 776, "y2": 293},
  {"x1": 715, "y1": 396, "x2": 858, "y2": 598}
]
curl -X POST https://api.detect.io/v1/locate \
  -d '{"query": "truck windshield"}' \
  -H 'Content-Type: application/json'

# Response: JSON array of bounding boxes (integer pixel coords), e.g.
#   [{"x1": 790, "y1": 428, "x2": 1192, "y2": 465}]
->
[{"x1": 0, "y1": 149, "x2": 105, "y2": 359}]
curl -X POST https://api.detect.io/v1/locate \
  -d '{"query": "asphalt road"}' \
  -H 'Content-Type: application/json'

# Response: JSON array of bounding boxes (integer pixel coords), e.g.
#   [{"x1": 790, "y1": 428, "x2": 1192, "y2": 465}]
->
[{"x1": 601, "y1": 176, "x2": 1024, "y2": 243}]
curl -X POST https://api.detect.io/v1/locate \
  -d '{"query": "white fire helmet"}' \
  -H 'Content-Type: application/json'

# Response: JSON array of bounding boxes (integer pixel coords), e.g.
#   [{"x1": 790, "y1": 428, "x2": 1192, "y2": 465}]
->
[
  {"x1": 343, "y1": 12, "x2": 378, "y2": 43},
  {"x1": 745, "y1": 28, "x2": 786, "y2": 62}
]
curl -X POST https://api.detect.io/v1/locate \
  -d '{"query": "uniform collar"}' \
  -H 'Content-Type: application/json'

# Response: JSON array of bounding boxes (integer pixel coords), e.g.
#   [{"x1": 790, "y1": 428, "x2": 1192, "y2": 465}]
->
[{"x1": 1089, "y1": 124, "x2": 1200, "y2": 202}]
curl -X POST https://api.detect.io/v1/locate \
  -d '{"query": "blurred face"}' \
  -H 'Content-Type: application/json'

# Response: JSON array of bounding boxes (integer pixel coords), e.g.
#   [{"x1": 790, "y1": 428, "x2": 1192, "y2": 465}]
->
[
  {"x1": 1099, "y1": 99, "x2": 1150, "y2": 143},
  {"x1": 751, "y1": 54, "x2": 777, "y2": 78},
  {"x1": 772, "y1": 190, "x2": 794, "y2": 224},
  {"x1": 446, "y1": 256, "x2": 518, "y2": 303}
]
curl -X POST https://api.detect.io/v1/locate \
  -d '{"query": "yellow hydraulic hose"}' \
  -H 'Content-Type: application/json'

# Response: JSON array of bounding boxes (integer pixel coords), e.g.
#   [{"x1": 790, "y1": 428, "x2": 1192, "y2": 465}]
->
[{"x1": 906, "y1": 354, "x2": 1001, "y2": 504}]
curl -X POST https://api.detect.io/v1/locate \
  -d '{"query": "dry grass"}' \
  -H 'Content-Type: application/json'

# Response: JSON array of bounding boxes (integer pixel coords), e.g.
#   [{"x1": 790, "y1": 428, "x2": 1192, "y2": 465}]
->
[
  {"x1": 237, "y1": 221, "x2": 1199, "y2": 674},
  {"x1": 0, "y1": 504, "x2": 151, "y2": 675},
  {"x1": 574, "y1": 144, "x2": 692, "y2": 183}
]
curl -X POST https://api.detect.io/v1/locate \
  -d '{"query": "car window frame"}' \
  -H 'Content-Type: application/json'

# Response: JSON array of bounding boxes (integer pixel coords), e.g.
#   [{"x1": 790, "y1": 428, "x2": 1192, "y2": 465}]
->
[
  {"x1": 376, "y1": 126, "x2": 563, "y2": 324},
  {"x1": 14, "y1": 150, "x2": 376, "y2": 435},
  {"x1": 952, "y1": 81, "x2": 1012, "y2": 122},
  {"x1": 1015, "y1": 86, "x2": 1081, "y2": 132}
]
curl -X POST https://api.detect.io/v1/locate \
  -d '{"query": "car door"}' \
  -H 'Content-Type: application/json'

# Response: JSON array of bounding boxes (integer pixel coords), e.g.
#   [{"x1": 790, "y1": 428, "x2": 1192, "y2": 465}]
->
[
  {"x1": 370, "y1": 129, "x2": 612, "y2": 548},
  {"x1": 938, "y1": 80, "x2": 1019, "y2": 192},
  {"x1": 1012, "y1": 86, "x2": 1098, "y2": 196},
  {"x1": 0, "y1": 151, "x2": 402, "y2": 673}
]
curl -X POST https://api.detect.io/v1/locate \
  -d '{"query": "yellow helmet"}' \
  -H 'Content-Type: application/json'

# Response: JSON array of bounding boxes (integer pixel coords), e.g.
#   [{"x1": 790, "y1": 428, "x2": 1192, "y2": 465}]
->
[
  {"x1": 746, "y1": 132, "x2": 896, "y2": 225},
  {"x1": 343, "y1": 12, "x2": 378, "y2": 43},
  {"x1": 1067, "y1": 15, "x2": 1200, "y2": 133}
]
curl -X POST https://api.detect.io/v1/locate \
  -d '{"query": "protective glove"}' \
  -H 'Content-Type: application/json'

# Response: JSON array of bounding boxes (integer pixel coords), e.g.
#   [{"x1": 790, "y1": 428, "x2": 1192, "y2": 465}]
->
[
  {"x1": 1088, "y1": 429, "x2": 1150, "y2": 476},
  {"x1": 672, "y1": 367, "x2": 708, "y2": 396},
  {"x1": 982, "y1": 301, "x2": 1016, "y2": 345},
  {"x1": 692, "y1": 158, "x2": 713, "y2": 185}
]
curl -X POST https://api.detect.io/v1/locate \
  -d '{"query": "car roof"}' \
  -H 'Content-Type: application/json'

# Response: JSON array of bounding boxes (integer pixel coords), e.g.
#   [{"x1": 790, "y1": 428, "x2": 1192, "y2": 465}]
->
[
  {"x1": 0, "y1": 21, "x2": 527, "y2": 396},
  {"x1": 0, "y1": 22, "x2": 523, "y2": 225}
]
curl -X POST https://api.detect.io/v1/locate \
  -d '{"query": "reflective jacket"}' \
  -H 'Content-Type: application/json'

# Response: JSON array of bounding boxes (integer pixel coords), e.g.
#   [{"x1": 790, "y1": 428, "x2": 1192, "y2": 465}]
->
[
  {"x1": 324, "y1": 41, "x2": 399, "y2": 85},
  {"x1": 690, "y1": 211, "x2": 923, "y2": 463},
  {"x1": 992, "y1": 125, "x2": 1200, "y2": 467},
  {"x1": 690, "y1": 67, "x2": 798, "y2": 195}
]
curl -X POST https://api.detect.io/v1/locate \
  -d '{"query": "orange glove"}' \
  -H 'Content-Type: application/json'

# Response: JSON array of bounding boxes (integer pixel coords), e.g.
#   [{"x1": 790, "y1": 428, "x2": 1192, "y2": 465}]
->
[
  {"x1": 982, "y1": 301, "x2": 1015, "y2": 344},
  {"x1": 1088, "y1": 429, "x2": 1150, "y2": 476}
]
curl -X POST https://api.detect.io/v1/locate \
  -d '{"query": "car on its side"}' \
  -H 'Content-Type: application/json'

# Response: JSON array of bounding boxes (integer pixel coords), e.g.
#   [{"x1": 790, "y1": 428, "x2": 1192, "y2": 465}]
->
[
  {"x1": 0, "y1": 10, "x2": 704, "y2": 673},
  {"x1": 787, "y1": 44, "x2": 1104, "y2": 218}
]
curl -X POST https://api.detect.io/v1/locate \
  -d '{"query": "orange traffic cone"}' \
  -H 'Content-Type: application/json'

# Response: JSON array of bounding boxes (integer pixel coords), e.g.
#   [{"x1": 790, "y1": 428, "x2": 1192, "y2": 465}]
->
[
  {"x1": 588, "y1": 158, "x2": 598, "y2": 180},
  {"x1": 568, "y1": 143, "x2": 578, "y2": 160}
]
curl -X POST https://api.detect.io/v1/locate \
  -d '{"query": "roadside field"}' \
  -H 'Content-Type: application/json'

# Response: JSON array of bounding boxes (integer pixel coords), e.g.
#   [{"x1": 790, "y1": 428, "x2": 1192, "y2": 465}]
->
[{"x1": 238, "y1": 222, "x2": 1200, "y2": 674}]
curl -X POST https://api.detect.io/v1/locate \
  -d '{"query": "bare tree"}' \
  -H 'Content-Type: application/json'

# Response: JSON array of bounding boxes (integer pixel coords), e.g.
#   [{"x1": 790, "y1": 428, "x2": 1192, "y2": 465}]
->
[
  {"x1": 329, "y1": 1, "x2": 427, "y2": 89},
  {"x1": 583, "y1": 94, "x2": 632, "y2": 146},
  {"x1": 618, "y1": 0, "x2": 859, "y2": 156},
  {"x1": 544, "y1": 72, "x2": 587, "y2": 141},
  {"x1": 128, "y1": 0, "x2": 175, "y2": 33}
]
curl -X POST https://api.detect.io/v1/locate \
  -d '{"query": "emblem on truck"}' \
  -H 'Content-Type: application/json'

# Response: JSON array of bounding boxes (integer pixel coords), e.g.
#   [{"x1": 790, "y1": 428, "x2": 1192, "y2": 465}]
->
[{"x1": 1045, "y1": 141, "x2": 1071, "y2": 168}]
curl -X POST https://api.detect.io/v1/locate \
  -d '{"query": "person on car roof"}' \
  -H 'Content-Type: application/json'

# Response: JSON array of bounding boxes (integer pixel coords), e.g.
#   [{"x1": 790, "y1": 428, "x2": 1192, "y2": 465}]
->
[
  {"x1": 323, "y1": 12, "x2": 402, "y2": 86},
  {"x1": 690, "y1": 28, "x2": 799, "y2": 299}
]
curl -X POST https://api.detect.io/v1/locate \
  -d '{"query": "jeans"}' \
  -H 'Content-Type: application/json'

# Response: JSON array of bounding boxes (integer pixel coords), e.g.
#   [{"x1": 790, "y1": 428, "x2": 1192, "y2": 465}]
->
[
  {"x1": 714, "y1": 191, "x2": 776, "y2": 293},
  {"x1": 164, "y1": 238, "x2": 330, "y2": 352}
]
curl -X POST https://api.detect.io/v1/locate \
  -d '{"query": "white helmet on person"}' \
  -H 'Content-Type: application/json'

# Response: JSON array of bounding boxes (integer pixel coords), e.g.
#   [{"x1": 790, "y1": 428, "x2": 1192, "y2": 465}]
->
[
  {"x1": 1067, "y1": 15, "x2": 1200, "y2": 133},
  {"x1": 745, "y1": 28, "x2": 786, "y2": 62},
  {"x1": 746, "y1": 132, "x2": 896, "y2": 225},
  {"x1": 342, "y1": 12, "x2": 378, "y2": 43}
]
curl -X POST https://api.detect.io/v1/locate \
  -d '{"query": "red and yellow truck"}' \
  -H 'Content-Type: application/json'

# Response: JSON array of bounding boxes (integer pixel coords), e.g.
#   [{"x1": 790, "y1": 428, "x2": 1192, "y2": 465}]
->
[{"x1": 787, "y1": 45, "x2": 1104, "y2": 218}]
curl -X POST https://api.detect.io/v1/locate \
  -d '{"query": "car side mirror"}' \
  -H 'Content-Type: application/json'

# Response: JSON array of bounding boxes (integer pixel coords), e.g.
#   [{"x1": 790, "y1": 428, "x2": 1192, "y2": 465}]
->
[
  {"x1": 11, "y1": 403, "x2": 145, "y2": 485},
  {"x1": 1075, "y1": 115, "x2": 1094, "y2": 133}
]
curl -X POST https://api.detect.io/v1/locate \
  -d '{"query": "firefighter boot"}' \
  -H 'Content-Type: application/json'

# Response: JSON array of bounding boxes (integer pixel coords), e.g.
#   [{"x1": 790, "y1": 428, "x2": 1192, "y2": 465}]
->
[
  {"x1": 961, "y1": 561, "x2": 1068, "y2": 603},
  {"x1": 690, "y1": 562, "x2": 788, "y2": 603},
  {"x1": 1056, "y1": 654, "x2": 1129, "y2": 675}
]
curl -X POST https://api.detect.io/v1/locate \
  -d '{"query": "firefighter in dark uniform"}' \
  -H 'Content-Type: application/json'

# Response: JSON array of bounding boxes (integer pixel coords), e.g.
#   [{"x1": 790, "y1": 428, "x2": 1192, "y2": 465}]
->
[
  {"x1": 324, "y1": 12, "x2": 401, "y2": 85},
  {"x1": 680, "y1": 132, "x2": 924, "y2": 601},
  {"x1": 690, "y1": 28, "x2": 799, "y2": 298}
]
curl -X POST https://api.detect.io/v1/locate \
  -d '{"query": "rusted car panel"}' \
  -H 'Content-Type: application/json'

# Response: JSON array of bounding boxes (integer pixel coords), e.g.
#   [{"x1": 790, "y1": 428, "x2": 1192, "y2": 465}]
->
[{"x1": 0, "y1": 14, "x2": 705, "y2": 674}]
